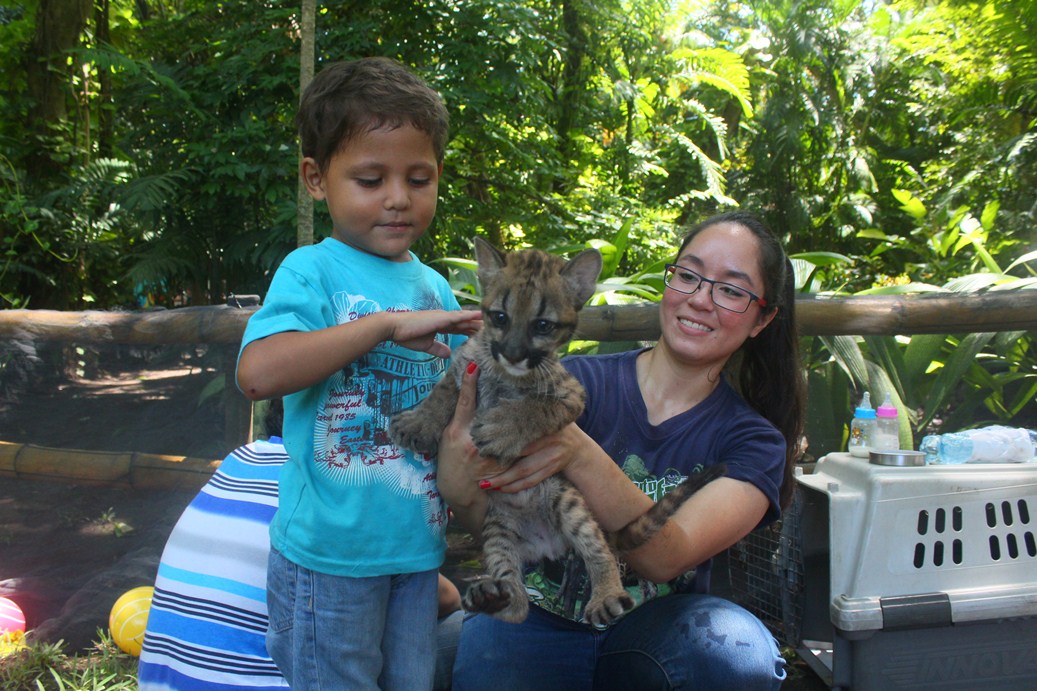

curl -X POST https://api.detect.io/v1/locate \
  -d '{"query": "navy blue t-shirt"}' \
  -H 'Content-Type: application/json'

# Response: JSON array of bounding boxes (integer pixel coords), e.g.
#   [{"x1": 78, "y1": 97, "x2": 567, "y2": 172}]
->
[{"x1": 522, "y1": 348, "x2": 785, "y2": 624}]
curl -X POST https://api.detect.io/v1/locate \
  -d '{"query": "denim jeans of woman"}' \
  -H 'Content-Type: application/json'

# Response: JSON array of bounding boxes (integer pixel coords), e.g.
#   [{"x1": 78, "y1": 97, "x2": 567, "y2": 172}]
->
[
  {"x1": 451, "y1": 594, "x2": 786, "y2": 690},
  {"x1": 266, "y1": 547, "x2": 438, "y2": 690}
]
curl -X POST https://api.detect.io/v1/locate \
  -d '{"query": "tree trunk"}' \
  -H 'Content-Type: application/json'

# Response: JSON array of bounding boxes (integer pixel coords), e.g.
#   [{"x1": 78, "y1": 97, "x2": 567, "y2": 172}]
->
[
  {"x1": 95, "y1": 0, "x2": 114, "y2": 160},
  {"x1": 25, "y1": 0, "x2": 93, "y2": 178},
  {"x1": 553, "y1": 0, "x2": 587, "y2": 195},
  {"x1": 296, "y1": 0, "x2": 316, "y2": 248}
]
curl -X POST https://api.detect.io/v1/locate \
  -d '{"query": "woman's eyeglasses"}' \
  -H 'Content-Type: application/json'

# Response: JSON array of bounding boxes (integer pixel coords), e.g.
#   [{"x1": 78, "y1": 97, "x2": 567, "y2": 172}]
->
[{"x1": 663, "y1": 264, "x2": 767, "y2": 313}]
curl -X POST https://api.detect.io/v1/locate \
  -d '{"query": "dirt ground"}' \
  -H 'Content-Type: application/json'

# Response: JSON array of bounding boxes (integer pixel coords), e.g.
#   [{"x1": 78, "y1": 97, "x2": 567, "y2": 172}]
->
[{"x1": 0, "y1": 345, "x2": 225, "y2": 649}]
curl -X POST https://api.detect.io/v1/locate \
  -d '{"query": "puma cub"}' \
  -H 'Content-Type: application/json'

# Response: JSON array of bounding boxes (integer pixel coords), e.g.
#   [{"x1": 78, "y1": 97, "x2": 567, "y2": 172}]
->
[{"x1": 390, "y1": 238, "x2": 722, "y2": 625}]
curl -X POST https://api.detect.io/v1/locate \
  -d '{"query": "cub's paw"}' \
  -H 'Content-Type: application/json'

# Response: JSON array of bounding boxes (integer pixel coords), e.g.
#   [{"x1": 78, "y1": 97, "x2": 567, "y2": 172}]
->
[
  {"x1": 583, "y1": 590, "x2": 635, "y2": 628},
  {"x1": 463, "y1": 577, "x2": 529, "y2": 623},
  {"x1": 470, "y1": 421, "x2": 524, "y2": 463},
  {"x1": 388, "y1": 410, "x2": 438, "y2": 456}
]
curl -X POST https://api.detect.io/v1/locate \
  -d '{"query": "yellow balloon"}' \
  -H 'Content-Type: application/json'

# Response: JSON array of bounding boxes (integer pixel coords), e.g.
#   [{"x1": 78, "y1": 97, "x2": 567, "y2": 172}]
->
[{"x1": 108, "y1": 586, "x2": 154, "y2": 656}]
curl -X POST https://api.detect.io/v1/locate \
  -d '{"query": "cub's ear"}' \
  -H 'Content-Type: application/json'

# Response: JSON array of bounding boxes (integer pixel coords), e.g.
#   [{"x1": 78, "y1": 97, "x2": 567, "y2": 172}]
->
[
  {"x1": 473, "y1": 236, "x2": 506, "y2": 286},
  {"x1": 562, "y1": 248, "x2": 603, "y2": 307}
]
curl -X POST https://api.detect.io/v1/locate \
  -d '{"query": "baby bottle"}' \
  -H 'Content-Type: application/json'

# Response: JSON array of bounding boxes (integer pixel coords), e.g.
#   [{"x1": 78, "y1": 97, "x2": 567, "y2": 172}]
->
[
  {"x1": 847, "y1": 392, "x2": 875, "y2": 458},
  {"x1": 870, "y1": 393, "x2": 900, "y2": 452}
]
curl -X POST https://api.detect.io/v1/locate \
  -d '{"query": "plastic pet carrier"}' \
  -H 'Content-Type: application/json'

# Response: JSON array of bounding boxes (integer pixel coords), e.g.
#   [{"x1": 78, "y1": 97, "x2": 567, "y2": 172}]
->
[{"x1": 728, "y1": 452, "x2": 1037, "y2": 690}]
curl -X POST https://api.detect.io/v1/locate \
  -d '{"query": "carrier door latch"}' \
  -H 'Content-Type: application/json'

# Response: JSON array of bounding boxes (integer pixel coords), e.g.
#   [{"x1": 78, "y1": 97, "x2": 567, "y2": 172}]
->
[{"x1": 880, "y1": 592, "x2": 952, "y2": 630}]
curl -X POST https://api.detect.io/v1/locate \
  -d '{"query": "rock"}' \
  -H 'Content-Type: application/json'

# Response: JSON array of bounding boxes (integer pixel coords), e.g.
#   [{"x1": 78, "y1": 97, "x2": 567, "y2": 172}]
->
[{"x1": 32, "y1": 547, "x2": 163, "y2": 651}]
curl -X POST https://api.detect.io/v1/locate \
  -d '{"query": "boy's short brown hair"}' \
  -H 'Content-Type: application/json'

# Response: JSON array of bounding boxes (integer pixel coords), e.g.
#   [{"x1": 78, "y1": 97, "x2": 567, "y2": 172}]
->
[{"x1": 297, "y1": 57, "x2": 450, "y2": 172}]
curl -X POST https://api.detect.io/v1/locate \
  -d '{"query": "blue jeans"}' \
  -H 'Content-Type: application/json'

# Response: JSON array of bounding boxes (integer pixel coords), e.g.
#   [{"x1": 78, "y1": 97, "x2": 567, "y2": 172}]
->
[
  {"x1": 435, "y1": 609, "x2": 464, "y2": 690},
  {"x1": 452, "y1": 595, "x2": 786, "y2": 690},
  {"x1": 266, "y1": 547, "x2": 439, "y2": 690}
]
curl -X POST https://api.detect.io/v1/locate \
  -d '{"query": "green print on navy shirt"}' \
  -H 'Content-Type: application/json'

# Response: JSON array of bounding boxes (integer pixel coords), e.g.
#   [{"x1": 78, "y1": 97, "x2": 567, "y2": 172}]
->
[{"x1": 522, "y1": 456, "x2": 706, "y2": 625}]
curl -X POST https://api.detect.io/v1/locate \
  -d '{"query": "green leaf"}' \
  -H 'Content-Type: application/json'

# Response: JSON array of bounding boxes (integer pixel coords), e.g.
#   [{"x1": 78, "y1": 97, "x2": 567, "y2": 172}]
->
[
  {"x1": 892, "y1": 189, "x2": 927, "y2": 220},
  {"x1": 609, "y1": 217, "x2": 634, "y2": 266},
  {"x1": 943, "y1": 273, "x2": 1009, "y2": 292},
  {"x1": 979, "y1": 200, "x2": 999, "y2": 231},
  {"x1": 587, "y1": 238, "x2": 620, "y2": 279},
  {"x1": 1005, "y1": 250, "x2": 1037, "y2": 273},
  {"x1": 903, "y1": 333, "x2": 946, "y2": 386},
  {"x1": 789, "y1": 251, "x2": 852, "y2": 266},
  {"x1": 988, "y1": 278, "x2": 1037, "y2": 290},
  {"x1": 820, "y1": 335, "x2": 869, "y2": 388},
  {"x1": 917, "y1": 332, "x2": 997, "y2": 431},
  {"x1": 855, "y1": 282, "x2": 945, "y2": 295},
  {"x1": 862, "y1": 335, "x2": 908, "y2": 406},
  {"x1": 805, "y1": 364, "x2": 853, "y2": 457},
  {"x1": 856, "y1": 228, "x2": 889, "y2": 240},
  {"x1": 1006, "y1": 379, "x2": 1037, "y2": 417}
]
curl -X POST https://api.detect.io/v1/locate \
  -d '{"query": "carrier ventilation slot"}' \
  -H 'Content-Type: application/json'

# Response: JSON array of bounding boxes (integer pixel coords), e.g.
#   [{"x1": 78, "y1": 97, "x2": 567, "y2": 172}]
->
[
  {"x1": 913, "y1": 501, "x2": 1037, "y2": 568},
  {"x1": 913, "y1": 506, "x2": 965, "y2": 568},
  {"x1": 985, "y1": 498, "x2": 1037, "y2": 562}
]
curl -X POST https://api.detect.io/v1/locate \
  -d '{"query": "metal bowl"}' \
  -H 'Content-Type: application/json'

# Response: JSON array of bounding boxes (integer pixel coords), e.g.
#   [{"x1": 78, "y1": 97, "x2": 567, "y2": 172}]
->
[{"x1": 869, "y1": 450, "x2": 926, "y2": 467}]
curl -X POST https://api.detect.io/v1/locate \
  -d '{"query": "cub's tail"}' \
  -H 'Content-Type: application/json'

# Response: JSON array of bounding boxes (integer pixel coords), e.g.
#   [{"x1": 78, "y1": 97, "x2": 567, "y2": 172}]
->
[{"x1": 609, "y1": 463, "x2": 727, "y2": 553}]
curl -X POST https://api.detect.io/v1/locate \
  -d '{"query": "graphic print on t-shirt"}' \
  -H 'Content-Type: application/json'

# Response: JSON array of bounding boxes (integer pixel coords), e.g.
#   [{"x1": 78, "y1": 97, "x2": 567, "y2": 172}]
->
[
  {"x1": 312, "y1": 290, "x2": 449, "y2": 530},
  {"x1": 524, "y1": 455, "x2": 709, "y2": 623}
]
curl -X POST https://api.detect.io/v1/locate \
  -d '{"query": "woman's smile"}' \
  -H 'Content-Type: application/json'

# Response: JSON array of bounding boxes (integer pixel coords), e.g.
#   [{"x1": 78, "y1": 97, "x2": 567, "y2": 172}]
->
[{"x1": 677, "y1": 317, "x2": 713, "y2": 333}]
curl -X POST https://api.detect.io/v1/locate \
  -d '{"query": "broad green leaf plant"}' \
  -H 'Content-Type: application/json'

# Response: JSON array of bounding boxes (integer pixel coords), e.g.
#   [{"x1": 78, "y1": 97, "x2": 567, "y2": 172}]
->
[{"x1": 796, "y1": 194, "x2": 1036, "y2": 458}]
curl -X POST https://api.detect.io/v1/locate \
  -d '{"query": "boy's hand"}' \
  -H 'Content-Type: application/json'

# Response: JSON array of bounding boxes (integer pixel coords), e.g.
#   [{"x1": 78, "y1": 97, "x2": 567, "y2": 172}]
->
[
  {"x1": 390, "y1": 309, "x2": 482, "y2": 358},
  {"x1": 237, "y1": 308, "x2": 480, "y2": 401}
]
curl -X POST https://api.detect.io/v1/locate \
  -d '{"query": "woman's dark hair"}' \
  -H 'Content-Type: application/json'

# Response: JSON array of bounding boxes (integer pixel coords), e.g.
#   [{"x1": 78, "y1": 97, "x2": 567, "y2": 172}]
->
[{"x1": 678, "y1": 211, "x2": 806, "y2": 509}]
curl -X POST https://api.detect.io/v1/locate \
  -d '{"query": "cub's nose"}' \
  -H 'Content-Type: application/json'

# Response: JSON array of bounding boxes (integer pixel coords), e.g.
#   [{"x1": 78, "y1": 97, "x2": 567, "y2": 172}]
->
[{"x1": 490, "y1": 343, "x2": 533, "y2": 375}]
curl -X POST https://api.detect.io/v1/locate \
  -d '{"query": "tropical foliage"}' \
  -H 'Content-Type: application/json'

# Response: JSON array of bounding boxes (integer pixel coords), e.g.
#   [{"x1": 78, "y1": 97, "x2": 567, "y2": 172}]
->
[
  {"x1": 0, "y1": 629, "x2": 137, "y2": 690},
  {"x1": 1, "y1": 0, "x2": 1034, "y2": 453}
]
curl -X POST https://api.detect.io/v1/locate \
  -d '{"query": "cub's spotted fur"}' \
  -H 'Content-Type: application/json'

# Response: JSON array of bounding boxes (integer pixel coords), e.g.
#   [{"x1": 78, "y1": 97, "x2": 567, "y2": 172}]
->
[{"x1": 389, "y1": 237, "x2": 723, "y2": 625}]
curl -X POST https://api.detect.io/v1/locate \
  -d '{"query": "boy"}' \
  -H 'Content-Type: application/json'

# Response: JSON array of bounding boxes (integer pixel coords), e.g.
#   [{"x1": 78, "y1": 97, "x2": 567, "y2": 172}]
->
[
  {"x1": 236, "y1": 57, "x2": 481, "y2": 690},
  {"x1": 137, "y1": 399, "x2": 465, "y2": 690}
]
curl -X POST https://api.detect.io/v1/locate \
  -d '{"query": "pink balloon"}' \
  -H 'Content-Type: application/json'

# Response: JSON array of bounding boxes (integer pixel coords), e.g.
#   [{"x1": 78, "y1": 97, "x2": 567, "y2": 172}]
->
[{"x1": 0, "y1": 597, "x2": 26, "y2": 635}]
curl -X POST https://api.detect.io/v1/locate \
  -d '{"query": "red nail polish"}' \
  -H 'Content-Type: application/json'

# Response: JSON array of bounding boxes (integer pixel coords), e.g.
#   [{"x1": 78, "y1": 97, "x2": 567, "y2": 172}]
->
[
  {"x1": 478, "y1": 479, "x2": 492, "y2": 490},
  {"x1": 466, "y1": 361, "x2": 477, "y2": 375}
]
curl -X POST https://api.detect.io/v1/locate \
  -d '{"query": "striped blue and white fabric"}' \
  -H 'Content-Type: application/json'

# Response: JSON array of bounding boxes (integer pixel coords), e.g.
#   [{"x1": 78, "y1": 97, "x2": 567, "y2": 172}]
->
[{"x1": 138, "y1": 438, "x2": 290, "y2": 690}]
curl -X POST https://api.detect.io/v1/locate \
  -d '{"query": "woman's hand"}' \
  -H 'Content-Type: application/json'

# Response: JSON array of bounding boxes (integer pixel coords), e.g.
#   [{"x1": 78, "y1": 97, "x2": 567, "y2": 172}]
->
[
  {"x1": 477, "y1": 423, "x2": 588, "y2": 493},
  {"x1": 436, "y1": 365, "x2": 594, "y2": 528},
  {"x1": 436, "y1": 363, "x2": 491, "y2": 533}
]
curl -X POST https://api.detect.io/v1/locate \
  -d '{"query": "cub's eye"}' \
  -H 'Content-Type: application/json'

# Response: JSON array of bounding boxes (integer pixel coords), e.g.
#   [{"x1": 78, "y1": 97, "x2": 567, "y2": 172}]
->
[
  {"x1": 531, "y1": 319, "x2": 557, "y2": 336},
  {"x1": 487, "y1": 311, "x2": 509, "y2": 328}
]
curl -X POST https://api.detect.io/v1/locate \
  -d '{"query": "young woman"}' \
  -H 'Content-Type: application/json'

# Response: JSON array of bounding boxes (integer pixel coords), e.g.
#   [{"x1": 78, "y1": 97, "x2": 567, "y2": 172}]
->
[{"x1": 437, "y1": 211, "x2": 806, "y2": 690}]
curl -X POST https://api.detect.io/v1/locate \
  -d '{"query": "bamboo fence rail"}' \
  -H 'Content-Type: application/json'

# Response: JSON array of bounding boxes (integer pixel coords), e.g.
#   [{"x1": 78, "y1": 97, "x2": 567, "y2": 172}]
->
[
  {"x1": 3, "y1": 291, "x2": 1037, "y2": 345},
  {"x1": 2, "y1": 291, "x2": 1035, "y2": 488}
]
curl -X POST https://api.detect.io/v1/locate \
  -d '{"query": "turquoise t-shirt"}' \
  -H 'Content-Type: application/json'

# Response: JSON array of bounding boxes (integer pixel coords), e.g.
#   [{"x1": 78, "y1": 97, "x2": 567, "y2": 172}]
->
[{"x1": 238, "y1": 238, "x2": 465, "y2": 577}]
